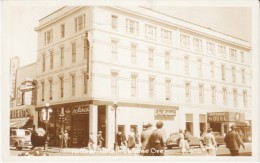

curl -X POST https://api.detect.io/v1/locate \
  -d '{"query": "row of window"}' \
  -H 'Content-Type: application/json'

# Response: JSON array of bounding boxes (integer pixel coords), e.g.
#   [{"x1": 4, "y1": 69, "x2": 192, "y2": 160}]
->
[
  {"x1": 42, "y1": 37, "x2": 89, "y2": 72},
  {"x1": 111, "y1": 15, "x2": 247, "y2": 64},
  {"x1": 44, "y1": 14, "x2": 85, "y2": 45},
  {"x1": 40, "y1": 72, "x2": 88, "y2": 101},
  {"x1": 111, "y1": 72, "x2": 248, "y2": 107}
]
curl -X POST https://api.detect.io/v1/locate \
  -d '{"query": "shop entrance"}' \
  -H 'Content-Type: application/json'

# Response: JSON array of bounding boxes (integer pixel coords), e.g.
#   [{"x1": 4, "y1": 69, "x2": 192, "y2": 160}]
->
[
  {"x1": 71, "y1": 114, "x2": 89, "y2": 147},
  {"x1": 210, "y1": 123, "x2": 221, "y2": 133}
]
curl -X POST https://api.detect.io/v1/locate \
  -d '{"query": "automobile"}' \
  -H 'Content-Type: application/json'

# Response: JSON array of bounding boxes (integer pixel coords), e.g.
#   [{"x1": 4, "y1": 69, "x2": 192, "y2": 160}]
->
[
  {"x1": 212, "y1": 132, "x2": 225, "y2": 146},
  {"x1": 10, "y1": 129, "x2": 33, "y2": 150},
  {"x1": 166, "y1": 132, "x2": 202, "y2": 149}
]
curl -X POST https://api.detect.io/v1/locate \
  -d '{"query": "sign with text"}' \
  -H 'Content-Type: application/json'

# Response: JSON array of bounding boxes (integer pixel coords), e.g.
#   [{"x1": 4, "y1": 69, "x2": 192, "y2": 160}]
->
[
  {"x1": 19, "y1": 80, "x2": 36, "y2": 92},
  {"x1": 207, "y1": 112, "x2": 245, "y2": 122},
  {"x1": 72, "y1": 106, "x2": 89, "y2": 114},
  {"x1": 155, "y1": 109, "x2": 176, "y2": 120},
  {"x1": 10, "y1": 107, "x2": 32, "y2": 119}
]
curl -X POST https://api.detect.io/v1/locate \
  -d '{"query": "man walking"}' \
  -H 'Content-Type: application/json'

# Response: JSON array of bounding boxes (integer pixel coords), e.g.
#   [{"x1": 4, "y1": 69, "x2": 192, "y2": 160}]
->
[
  {"x1": 148, "y1": 121, "x2": 166, "y2": 156},
  {"x1": 140, "y1": 123, "x2": 153, "y2": 156},
  {"x1": 224, "y1": 125, "x2": 245, "y2": 156}
]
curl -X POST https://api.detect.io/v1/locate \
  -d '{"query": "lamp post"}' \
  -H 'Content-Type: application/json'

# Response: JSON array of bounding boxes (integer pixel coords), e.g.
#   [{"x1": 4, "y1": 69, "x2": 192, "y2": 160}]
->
[
  {"x1": 59, "y1": 107, "x2": 66, "y2": 150},
  {"x1": 111, "y1": 101, "x2": 118, "y2": 151},
  {"x1": 41, "y1": 103, "x2": 53, "y2": 150}
]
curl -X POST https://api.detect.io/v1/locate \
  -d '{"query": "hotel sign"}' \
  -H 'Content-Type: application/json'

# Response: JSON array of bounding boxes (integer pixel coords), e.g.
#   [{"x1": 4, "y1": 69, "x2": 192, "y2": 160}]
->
[
  {"x1": 155, "y1": 109, "x2": 176, "y2": 120},
  {"x1": 207, "y1": 112, "x2": 245, "y2": 122}
]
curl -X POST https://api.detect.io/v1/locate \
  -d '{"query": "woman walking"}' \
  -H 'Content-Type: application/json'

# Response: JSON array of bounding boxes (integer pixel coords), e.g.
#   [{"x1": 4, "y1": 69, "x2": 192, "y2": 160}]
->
[
  {"x1": 178, "y1": 129, "x2": 186, "y2": 156},
  {"x1": 127, "y1": 128, "x2": 136, "y2": 150},
  {"x1": 203, "y1": 128, "x2": 217, "y2": 156}
]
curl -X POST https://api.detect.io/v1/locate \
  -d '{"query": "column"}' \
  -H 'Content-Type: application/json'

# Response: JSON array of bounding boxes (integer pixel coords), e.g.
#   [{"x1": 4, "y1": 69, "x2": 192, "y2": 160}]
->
[
  {"x1": 106, "y1": 105, "x2": 115, "y2": 150},
  {"x1": 89, "y1": 105, "x2": 98, "y2": 146}
]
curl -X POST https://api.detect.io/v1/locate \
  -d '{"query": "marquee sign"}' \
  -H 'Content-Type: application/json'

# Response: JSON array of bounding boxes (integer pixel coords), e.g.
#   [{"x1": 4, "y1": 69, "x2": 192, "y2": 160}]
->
[
  {"x1": 10, "y1": 107, "x2": 32, "y2": 119},
  {"x1": 19, "y1": 80, "x2": 36, "y2": 92},
  {"x1": 207, "y1": 112, "x2": 245, "y2": 123},
  {"x1": 154, "y1": 109, "x2": 176, "y2": 120}
]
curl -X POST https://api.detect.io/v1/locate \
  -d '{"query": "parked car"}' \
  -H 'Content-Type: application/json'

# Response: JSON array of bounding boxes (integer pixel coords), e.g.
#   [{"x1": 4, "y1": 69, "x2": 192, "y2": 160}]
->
[
  {"x1": 10, "y1": 129, "x2": 33, "y2": 150},
  {"x1": 166, "y1": 132, "x2": 202, "y2": 149},
  {"x1": 212, "y1": 132, "x2": 225, "y2": 146}
]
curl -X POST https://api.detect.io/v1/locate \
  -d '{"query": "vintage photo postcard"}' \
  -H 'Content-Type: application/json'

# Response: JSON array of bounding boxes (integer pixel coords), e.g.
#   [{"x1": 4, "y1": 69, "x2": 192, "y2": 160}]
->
[{"x1": 1, "y1": 0, "x2": 259, "y2": 162}]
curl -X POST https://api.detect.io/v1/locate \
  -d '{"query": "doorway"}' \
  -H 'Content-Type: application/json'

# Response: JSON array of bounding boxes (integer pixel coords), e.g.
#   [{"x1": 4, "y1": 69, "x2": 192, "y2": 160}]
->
[{"x1": 71, "y1": 114, "x2": 89, "y2": 147}]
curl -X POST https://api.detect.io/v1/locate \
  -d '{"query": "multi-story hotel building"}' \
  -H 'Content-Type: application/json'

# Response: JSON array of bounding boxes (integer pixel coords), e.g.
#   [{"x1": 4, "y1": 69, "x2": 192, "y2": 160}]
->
[{"x1": 35, "y1": 6, "x2": 252, "y2": 149}]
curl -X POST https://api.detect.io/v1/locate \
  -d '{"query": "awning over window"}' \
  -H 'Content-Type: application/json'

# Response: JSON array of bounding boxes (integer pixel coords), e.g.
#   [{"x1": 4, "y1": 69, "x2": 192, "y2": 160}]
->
[{"x1": 10, "y1": 117, "x2": 33, "y2": 129}]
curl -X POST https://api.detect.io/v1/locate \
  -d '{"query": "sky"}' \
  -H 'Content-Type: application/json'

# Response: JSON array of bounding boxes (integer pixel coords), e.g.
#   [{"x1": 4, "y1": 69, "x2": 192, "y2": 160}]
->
[{"x1": 2, "y1": 3, "x2": 252, "y2": 67}]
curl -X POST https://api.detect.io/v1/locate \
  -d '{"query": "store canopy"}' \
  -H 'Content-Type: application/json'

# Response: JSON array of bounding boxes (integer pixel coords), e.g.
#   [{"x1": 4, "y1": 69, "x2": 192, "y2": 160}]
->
[{"x1": 10, "y1": 117, "x2": 33, "y2": 129}]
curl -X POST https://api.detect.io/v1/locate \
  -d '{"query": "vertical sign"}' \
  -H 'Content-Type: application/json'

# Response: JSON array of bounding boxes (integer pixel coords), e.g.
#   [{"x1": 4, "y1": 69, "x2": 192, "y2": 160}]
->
[{"x1": 10, "y1": 57, "x2": 20, "y2": 105}]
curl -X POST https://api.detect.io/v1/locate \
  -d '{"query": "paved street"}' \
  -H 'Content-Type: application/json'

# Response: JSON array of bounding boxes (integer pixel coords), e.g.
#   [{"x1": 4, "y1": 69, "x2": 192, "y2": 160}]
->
[{"x1": 10, "y1": 143, "x2": 251, "y2": 156}]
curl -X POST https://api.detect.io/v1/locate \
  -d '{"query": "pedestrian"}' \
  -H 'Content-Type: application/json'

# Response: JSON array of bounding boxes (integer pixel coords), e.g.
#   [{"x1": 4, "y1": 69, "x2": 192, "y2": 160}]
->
[
  {"x1": 135, "y1": 130, "x2": 140, "y2": 148},
  {"x1": 97, "y1": 131, "x2": 104, "y2": 150},
  {"x1": 148, "y1": 121, "x2": 166, "y2": 156},
  {"x1": 184, "y1": 130, "x2": 191, "y2": 153},
  {"x1": 121, "y1": 131, "x2": 127, "y2": 149},
  {"x1": 178, "y1": 129, "x2": 186, "y2": 156},
  {"x1": 88, "y1": 132, "x2": 95, "y2": 150},
  {"x1": 140, "y1": 123, "x2": 153, "y2": 156},
  {"x1": 127, "y1": 128, "x2": 136, "y2": 150},
  {"x1": 117, "y1": 131, "x2": 122, "y2": 149},
  {"x1": 63, "y1": 130, "x2": 69, "y2": 148},
  {"x1": 203, "y1": 128, "x2": 217, "y2": 156},
  {"x1": 59, "y1": 131, "x2": 64, "y2": 149},
  {"x1": 224, "y1": 125, "x2": 245, "y2": 156}
]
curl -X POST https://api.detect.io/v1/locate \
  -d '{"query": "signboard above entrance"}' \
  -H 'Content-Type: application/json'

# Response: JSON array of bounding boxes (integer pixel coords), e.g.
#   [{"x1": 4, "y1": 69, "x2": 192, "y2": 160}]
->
[
  {"x1": 154, "y1": 109, "x2": 176, "y2": 120},
  {"x1": 72, "y1": 106, "x2": 89, "y2": 114},
  {"x1": 207, "y1": 112, "x2": 245, "y2": 123}
]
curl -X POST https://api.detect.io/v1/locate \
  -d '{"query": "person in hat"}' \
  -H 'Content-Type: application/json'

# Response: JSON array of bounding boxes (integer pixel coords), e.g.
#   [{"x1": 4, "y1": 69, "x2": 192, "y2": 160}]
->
[
  {"x1": 224, "y1": 125, "x2": 245, "y2": 156},
  {"x1": 203, "y1": 128, "x2": 217, "y2": 156},
  {"x1": 140, "y1": 123, "x2": 153, "y2": 156},
  {"x1": 97, "y1": 131, "x2": 104, "y2": 150},
  {"x1": 147, "y1": 121, "x2": 166, "y2": 156}
]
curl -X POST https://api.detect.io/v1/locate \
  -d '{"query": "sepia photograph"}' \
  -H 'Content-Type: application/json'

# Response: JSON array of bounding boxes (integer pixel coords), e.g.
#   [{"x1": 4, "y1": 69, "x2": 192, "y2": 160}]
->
[{"x1": 1, "y1": 0, "x2": 259, "y2": 162}]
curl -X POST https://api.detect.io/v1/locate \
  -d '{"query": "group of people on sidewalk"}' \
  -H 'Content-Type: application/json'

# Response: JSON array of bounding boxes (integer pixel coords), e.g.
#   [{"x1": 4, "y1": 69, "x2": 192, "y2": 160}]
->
[{"x1": 199, "y1": 124, "x2": 245, "y2": 156}]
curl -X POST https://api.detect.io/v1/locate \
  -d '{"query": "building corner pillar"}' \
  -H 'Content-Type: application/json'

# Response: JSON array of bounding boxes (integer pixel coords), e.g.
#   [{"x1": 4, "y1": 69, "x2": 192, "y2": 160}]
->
[{"x1": 89, "y1": 105, "x2": 98, "y2": 146}]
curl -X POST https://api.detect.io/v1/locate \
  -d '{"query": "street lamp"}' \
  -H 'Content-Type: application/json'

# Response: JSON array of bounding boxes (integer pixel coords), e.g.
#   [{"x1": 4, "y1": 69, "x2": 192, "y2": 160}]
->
[
  {"x1": 111, "y1": 101, "x2": 118, "y2": 151},
  {"x1": 59, "y1": 107, "x2": 66, "y2": 150},
  {"x1": 41, "y1": 103, "x2": 53, "y2": 150}
]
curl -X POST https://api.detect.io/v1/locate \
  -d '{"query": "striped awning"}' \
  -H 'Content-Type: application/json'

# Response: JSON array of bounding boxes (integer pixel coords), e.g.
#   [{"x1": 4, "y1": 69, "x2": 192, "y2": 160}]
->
[{"x1": 10, "y1": 117, "x2": 30, "y2": 128}]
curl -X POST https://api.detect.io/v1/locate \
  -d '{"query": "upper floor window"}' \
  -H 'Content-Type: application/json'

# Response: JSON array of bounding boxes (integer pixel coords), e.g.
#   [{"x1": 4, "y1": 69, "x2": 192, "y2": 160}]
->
[
  {"x1": 41, "y1": 81, "x2": 45, "y2": 101},
  {"x1": 184, "y1": 56, "x2": 189, "y2": 74},
  {"x1": 165, "y1": 52, "x2": 170, "y2": 70},
  {"x1": 193, "y1": 38, "x2": 202, "y2": 52},
  {"x1": 131, "y1": 74, "x2": 138, "y2": 97},
  {"x1": 149, "y1": 77, "x2": 155, "y2": 99},
  {"x1": 72, "y1": 42, "x2": 76, "y2": 63},
  {"x1": 49, "y1": 79, "x2": 53, "y2": 100},
  {"x1": 42, "y1": 53, "x2": 46, "y2": 72},
  {"x1": 243, "y1": 90, "x2": 248, "y2": 107},
  {"x1": 60, "y1": 24, "x2": 65, "y2": 38},
  {"x1": 230, "y1": 48, "x2": 237, "y2": 61},
  {"x1": 148, "y1": 48, "x2": 154, "y2": 68},
  {"x1": 75, "y1": 14, "x2": 85, "y2": 32},
  {"x1": 207, "y1": 42, "x2": 215, "y2": 55},
  {"x1": 50, "y1": 50, "x2": 54, "y2": 70},
  {"x1": 232, "y1": 66, "x2": 236, "y2": 83},
  {"x1": 111, "y1": 15, "x2": 118, "y2": 30},
  {"x1": 126, "y1": 19, "x2": 139, "y2": 35},
  {"x1": 161, "y1": 29, "x2": 172, "y2": 44},
  {"x1": 60, "y1": 47, "x2": 64, "y2": 66},
  {"x1": 211, "y1": 86, "x2": 216, "y2": 104},
  {"x1": 111, "y1": 40, "x2": 118, "y2": 61},
  {"x1": 233, "y1": 89, "x2": 238, "y2": 107},
  {"x1": 180, "y1": 34, "x2": 190, "y2": 48},
  {"x1": 165, "y1": 80, "x2": 171, "y2": 100},
  {"x1": 44, "y1": 29, "x2": 53, "y2": 45},
  {"x1": 185, "y1": 82, "x2": 191, "y2": 103},
  {"x1": 221, "y1": 64, "x2": 225, "y2": 81},
  {"x1": 71, "y1": 74, "x2": 76, "y2": 96},
  {"x1": 223, "y1": 88, "x2": 227, "y2": 105},
  {"x1": 111, "y1": 72, "x2": 118, "y2": 96},
  {"x1": 199, "y1": 84, "x2": 204, "y2": 104},
  {"x1": 84, "y1": 35, "x2": 89, "y2": 60},
  {"x1": 242, "y1": 68, "x2": 246, "y2": 84},
  {"x1": 145, "y1": 24, "x2": 157, "y2": 40},
  {"x1": 83, "y1": 72, "x2": 88, "y2": 94},
  {"x1": 210, "y1": 61, "x2": 214, "y2": 78},
  {"x1": 197, "y1": 58, "x2": 202, "y2": 77},
  {"x1": 219, "y1": 45, "x2": 226, "y2": 58},
  {"x1": 131, "y1": 44, "x2": 137, "y2": 64},
  {"x1": 60, "y1": 77, "x2": 64, "y2": 98},
  {"x1": 241, "y1": 51, "x2": 245, "y2": 63}
]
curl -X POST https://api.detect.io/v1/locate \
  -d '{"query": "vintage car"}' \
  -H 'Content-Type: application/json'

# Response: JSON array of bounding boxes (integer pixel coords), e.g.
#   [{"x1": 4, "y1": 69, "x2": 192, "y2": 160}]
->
[
  {"x1": 10, "y1": 129, "x2": 33, "y2": 150},
  {"x1": 166, "y1": 132, "x2": 202, "y2": 149}
]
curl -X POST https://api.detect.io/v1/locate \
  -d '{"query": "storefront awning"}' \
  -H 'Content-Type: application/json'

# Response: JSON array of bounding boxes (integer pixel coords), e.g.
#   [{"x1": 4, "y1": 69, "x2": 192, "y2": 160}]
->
[{"x1": 10, "y1": 117, "x2": 33, "y2": 129}]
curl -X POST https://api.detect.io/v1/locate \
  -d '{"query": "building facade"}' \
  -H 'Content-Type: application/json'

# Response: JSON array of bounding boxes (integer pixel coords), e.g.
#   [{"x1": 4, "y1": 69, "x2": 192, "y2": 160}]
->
[{"x1": 35, "y1": 6, "x2": 252, "y2": 148}]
